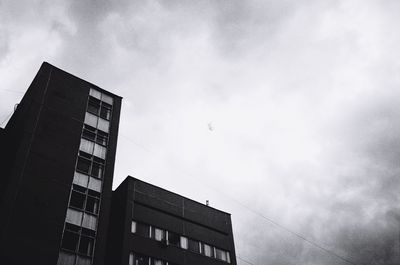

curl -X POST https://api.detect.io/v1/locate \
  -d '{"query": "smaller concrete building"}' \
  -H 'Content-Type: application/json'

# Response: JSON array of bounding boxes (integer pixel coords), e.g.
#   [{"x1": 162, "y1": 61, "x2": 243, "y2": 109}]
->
[{"x1": 107, "y1": 177, "x2": 237, "y2": 265}]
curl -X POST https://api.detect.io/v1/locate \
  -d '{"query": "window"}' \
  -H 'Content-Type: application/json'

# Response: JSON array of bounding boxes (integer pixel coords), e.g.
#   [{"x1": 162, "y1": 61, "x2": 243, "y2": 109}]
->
[
  {"x1": 76, "y1": 157, "x2": 91, "y2": 175},
  {"x1": 66, "y1": 208, "x2": 83, "y2": 226},
  {"x1": 70, "y1": 190, "x2": 85, "y2": 210},
  {"x1": 78, "y1": 235, "x2": 94, "y2": 256},
  {"x1": 88, "y1": 189, "x2": 101, "y2": 198},
  {"x1": 129, "y1": 253, "x2": 167, "y2": 265},
  {"x1": 61, "y1": 222, "x2": 96, "y2": 260},
  {"x1": 131, "y1": 221, "x2": 137, "y2": 233},
  {"x1": 203, "y1": 243, "x2": 214, "y2": 257},
  {"x1": 82, "y1": 125, "x2": 108, "y2": 146},
  {"x1": 152, "y1": 259, "x2": 164, "y2": 265},
  {"x1": 151, "y1": 227, "x2": 165, "y2": 241},
  {"x1": 85, "y1": 93, "x2": 113, "y2": 131},
  {"x1": 80, "y1": 138, "x2": 106, "y2": 160},
  {"x1": 86, "y1": 196, "x2": 99, "y2": 214},
  {"x1": 167, "y1": 231, "x2": 180, "y2": 247},
  {"x1": 61, "y1": 230, "x2": 79, "y2": 251},
  {"x1": 87, "y1": 97, "x2": 101, "y2": 115},
  {"x1": 82, "y1": 126, "x2": 96, "y2": 141},
  {"x1": 65, "y1": 223, "x2": 81, "y2": 233},
  {"x1": 76, "y1": 153, "x2": 105, "y2": 180},
  {"x1": 135, "y1": 222, "x2": 150, "y2": 238},
  {"x1": 215, "y1": 248, "x2": 230, "y2": 263},
  {"x1": 73, "y1": 172, "x2": 89, "y2": 187},
  {"x1": 188, "y1": 238, "x2": 200, "y2": 253},
  {"x1": 101, "y1": 93, "x2": 113, "y2": 105},
  {"x1": 73, "y1": 184, "x2": 87, "y2": 193},
  {"x1": 91, "y1": 163, "x2": 103, "y2": 179},
  {"x1": 96, "y1": 131, "x2": 108, "y2": 145},
  {"x1": 82, "y1": 227, "x2": 96, "y2": 237},
  {"x1": 93, "y1": 143, "x2": 106, "y2": 159},
  {"x1": 80, "y1": 138, "x2": 95, "y2": 154},
  {"x1": 88, "y1": 176, "x2": 102, "y2": 192},
  {"x1": 76, "y1": 256, "x2": 91, "y2": 265},
  {"x1": 82, "y1": 213, "x2": 97, "y2": 230},
  {"x1": 129, "y1": 253, "x2": 149, "y2": 265},
  {"x1": 69, "y1": 185, "x2": 100, "y2": 216},
  {"x1": 84, "y1": 112, "x2": 97, "y2": 128},
  {"x1": 89, "y1": 88, "x2": 102, "y2": 99},
  {"x1": 97, "y1": 117, "x2": 109, "y2": 133},
  {"x1": 89, "y1": 88, "x2": 114, "y2": 105},
  {"x1": 57, "y1": 251, "x2": 76, "y2": 265},
  {"x1": 84, "y1": 112, "x2": 110, "y2": 133},
  {"x1": 100, "y1": 104, "x2": 111, "y2": 120},
  {"x1": 180, "y1": 236, "x2": 188, "y2": 249}
]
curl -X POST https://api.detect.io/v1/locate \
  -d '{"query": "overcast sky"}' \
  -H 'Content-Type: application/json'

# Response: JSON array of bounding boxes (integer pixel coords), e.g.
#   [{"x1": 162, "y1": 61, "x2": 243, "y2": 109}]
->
[{"x1": 2, "y1": 0, "x2": 400, "y2": 264}]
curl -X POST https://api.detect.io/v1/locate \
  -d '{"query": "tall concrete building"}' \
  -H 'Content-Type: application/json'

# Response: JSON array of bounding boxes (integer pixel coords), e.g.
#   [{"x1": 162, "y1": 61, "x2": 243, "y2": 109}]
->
[
  {"x1": 0, "y1": 63, "x2": 236, "y2": 265},
  {"x1": 0, "y1": 62, "x2": 122, "y2": 265}
]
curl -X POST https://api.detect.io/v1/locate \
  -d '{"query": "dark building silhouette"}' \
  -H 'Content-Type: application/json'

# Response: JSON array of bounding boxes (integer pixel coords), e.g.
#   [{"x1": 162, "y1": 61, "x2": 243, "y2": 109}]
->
[
  {"x1": 0, "y1": 62, "x2": 122, "y2": 265},
  {"x1": 0, "y1": 63, "x2": 237, "y2": 265},
  {"x1": 106, "y1": 177, "x2": 237, "y2": 265}
]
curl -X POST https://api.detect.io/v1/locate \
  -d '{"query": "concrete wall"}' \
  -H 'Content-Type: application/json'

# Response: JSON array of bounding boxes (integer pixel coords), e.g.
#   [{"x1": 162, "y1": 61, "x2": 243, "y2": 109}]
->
[{"x1": 107, "y1": 177, "x2": 237, "y2": 265}]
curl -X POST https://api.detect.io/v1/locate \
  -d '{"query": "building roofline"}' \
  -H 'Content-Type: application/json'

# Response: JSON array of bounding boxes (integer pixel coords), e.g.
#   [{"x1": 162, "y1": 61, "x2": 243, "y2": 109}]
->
[
  {"x1": 124, "y1": 175, "x2": 232, "y2": 216},
  {"x1": 43, "y1": 61, "x2": 123, "y2": 99}
]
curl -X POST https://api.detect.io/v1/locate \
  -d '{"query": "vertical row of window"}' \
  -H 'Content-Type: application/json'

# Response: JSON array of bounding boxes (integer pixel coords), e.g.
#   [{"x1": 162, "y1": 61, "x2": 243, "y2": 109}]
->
[
  {"x1": 131, "y1": 221, "x2": 231, "y2": 263},
  {"x1": 58, "y1": 88, "x2": 113, "y2": 265}
]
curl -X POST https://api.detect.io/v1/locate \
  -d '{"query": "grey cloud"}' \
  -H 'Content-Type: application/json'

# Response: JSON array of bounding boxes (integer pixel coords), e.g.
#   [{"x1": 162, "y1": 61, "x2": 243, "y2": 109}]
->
[{"x1": 2, "y1": 0, "x2": 400, "y2": 264}]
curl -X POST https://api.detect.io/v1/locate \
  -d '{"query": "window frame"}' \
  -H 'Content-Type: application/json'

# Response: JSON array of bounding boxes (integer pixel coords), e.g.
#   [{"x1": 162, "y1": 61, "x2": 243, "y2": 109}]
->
[
  {"x1": 86, "y1": 95, "x2": 113, "y2": 121},
  {"x1": 76, "y1": 152, "x2": 105, "y2": 180}
]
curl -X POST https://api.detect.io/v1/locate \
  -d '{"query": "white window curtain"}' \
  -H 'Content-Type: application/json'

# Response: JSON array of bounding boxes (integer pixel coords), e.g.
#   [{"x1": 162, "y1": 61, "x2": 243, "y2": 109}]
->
[
  {"x1": 93, "y1": 143, "x2": 106, "y2": 159},
  {"x1": 88, "y1": 177, "x2": 102, "y2": 192},
  {"x1": 66, "y1": 208, "x2": 82, "y2": 226},
  {"x1": 101, "y1": 93, "x2": 113, "y2": 105},
  {"x1": 82, "y1": 213, "x2": 97, "y2": 230},
  {"x1": 97, "y1": 118, "x2": 109, "y2": 133},
  {"x1": 153, "y1": 260, "x2": 163, "y2": 265},
  {"x1": 90, "y1": 88, "x2": 101, "y2": 100},
  {"x1": 131, "y1": 221, "x2": 137, "y2": 233},
  {"x1": 80, "y1": 138, "x2": 94, "y2": 154},
  {"x1": 57, "y1": 251, "x2": 76, "y2": 265},
  {"x1": 76, "y1": 256, "x2": 91, "y2": 265},
  {"x1": 204, "y1": 244, "x2": 212, "y2": 257},
  {"x1": 84, "y1": 112, "x2": 98, "y2": 127},
  {"x1": 154, "y1": 228, "x2": 163, "y2": 241},
  {"x1": 73, "y1": 172, "x2": 89, "y2": 188},
  {"x1": 180, "y1": 236, "x2": 188, "y2": 249},
  {"x1": 129, "y1": 253, "x2": 134, "y2": 265},
  {"x1": 215, "y1": 248, "x2": 228, "y2": 262}
]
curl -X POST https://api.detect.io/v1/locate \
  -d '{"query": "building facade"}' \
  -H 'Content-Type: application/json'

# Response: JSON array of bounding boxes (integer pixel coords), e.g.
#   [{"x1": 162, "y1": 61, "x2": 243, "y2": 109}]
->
[
  {"x1": 0, "y1": 62, "x2": 122, "y2": 265},
  {"x1": 106, "y1": 177, "x2": 237, "y2": 265}
]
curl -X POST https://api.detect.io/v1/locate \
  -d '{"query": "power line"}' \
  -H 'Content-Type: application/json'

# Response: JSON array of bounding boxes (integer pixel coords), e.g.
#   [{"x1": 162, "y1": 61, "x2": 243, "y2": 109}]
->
[
  {"x1": 0, "y1": 89, "x2": 24, "y2": 94},
  {"x1": 118, "y1": 135, "x2": 361, "y2": 265},
  {"x1": 120, "y1": 134, "x2": 153, "y2": 153},
  {"x1": 237, "y1": 255, "x2": 256, "y2": 265},
  {"x1": 231, "y1": 198, "x2": 359, "y2": 265}
]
